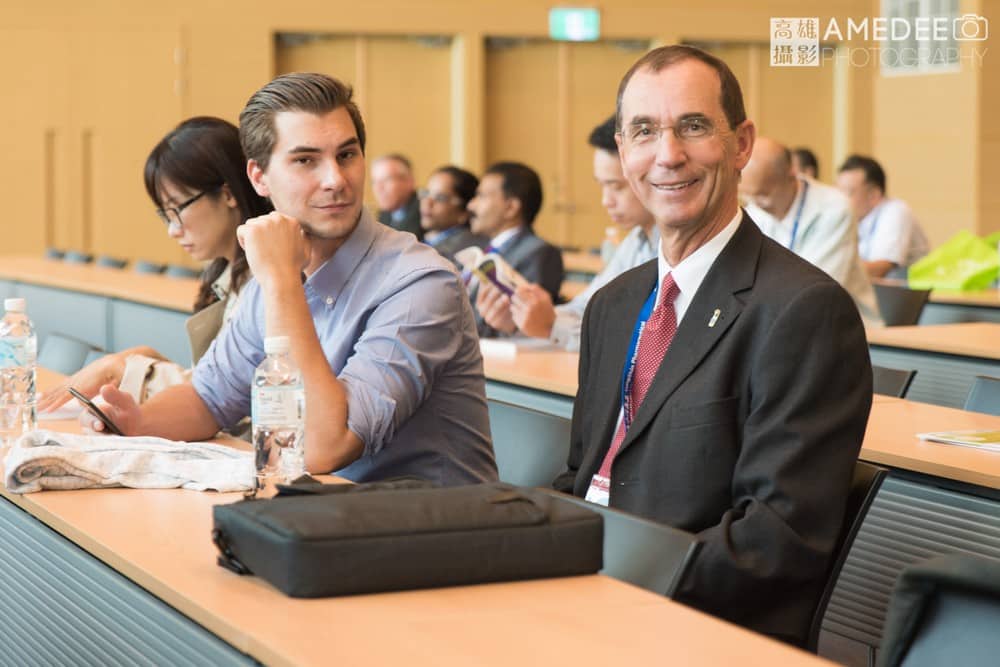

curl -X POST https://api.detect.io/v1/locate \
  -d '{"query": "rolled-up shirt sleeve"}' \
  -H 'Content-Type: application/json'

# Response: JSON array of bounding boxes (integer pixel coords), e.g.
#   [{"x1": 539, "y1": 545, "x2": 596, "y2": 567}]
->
[
  {"x1": 192, "y1": 280, "x2": 265, "y2": 430},
  {"x1": 339, "y1": 268, "x2": 465, "y2": 457}
]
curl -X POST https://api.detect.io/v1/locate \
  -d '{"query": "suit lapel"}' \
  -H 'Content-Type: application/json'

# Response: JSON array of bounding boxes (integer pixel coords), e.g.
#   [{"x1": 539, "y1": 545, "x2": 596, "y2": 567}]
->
[
  {"x1": 577, "y1": 261, "x2": 658, "y2": 479},
  {"x1": 617, "y1": 214, "x2": 762, "y2": 455}
]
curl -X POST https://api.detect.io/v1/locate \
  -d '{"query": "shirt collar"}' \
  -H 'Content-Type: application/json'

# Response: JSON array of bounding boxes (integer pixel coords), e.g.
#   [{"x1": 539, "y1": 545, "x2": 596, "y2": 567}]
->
[
  {"x1": 210, "y1": 263, "x2": 233, "y2": 301},
  {"x1": 490, "y1": 224, "x2": 525, "y2": 250},
  {"x1": 304, "y1": 207, "x2": 377, "y2": 304},
  {"x1": 657, "y1": 209, "x2": 742, "y2": 302}
]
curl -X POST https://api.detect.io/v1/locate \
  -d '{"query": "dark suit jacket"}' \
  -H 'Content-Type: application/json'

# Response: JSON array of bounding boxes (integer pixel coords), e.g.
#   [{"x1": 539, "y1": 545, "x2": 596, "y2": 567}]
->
[
  {"x1": 474, "y1": 228, "x2": 564, "y2": 337},
  {"x1": 553, "y1": 213, "x2": 872, "y2": 646},
  {"x1": 377, "y1": 193, "x2": 423, "y2": 241},
  {"x1": 430, "y1": 225, "x2": 488, "y2": 268}
]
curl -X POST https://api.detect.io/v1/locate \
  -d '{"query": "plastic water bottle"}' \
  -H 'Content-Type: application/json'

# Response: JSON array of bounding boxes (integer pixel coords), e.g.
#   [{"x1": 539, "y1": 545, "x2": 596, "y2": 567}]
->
[
  {"x1": 0, "y1": 298, "x2": 37, "y2": 447},
  {"x1": 251, "y1": 336, "x2": 305, "y2": 489}
]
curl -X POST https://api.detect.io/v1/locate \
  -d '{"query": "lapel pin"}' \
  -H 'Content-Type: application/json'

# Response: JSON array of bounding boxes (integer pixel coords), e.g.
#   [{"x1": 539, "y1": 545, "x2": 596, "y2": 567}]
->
[{"x1": 708, "y1": 309, "x2": 721, "y2": 328}]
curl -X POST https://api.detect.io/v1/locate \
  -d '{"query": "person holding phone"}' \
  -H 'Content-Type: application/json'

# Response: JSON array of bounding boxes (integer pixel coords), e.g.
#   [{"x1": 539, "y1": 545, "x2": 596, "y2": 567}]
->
[{"x1": 38, "y1": 117, "x2": 272, "y2": 413}]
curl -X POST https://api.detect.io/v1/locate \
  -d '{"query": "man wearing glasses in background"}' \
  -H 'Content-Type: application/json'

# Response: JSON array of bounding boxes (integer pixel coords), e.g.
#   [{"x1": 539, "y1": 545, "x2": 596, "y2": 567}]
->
[
  {"x1": 419, "y1": 166, "x2": 488, "y2": 267},
  {"x1": 553, "y1": 45, "x2": 872, "y2": 647}
]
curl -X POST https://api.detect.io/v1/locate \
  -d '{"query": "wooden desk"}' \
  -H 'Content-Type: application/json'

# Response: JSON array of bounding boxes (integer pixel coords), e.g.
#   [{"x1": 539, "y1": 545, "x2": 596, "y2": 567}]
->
[
  {"x1": 482, "y1": 346, "x2": 578, "y2": 487},
  {"x1": 0, "y1": 255, "x2": 199, "y2": 365},
  {"x1": 1, "y1": 369, "x2": 830, "y2": 666},
  {"x1": 867, "y1": 323, "x2": 1000, "y2": 408},
  {"x1": 562, "y1": 250, "x2": 604, "y2": 278}
]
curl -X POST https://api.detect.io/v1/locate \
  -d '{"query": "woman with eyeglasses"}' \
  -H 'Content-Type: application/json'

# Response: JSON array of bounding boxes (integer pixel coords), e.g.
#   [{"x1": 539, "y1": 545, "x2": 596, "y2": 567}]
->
[{"x1": 39, "y1": 116, "x2": 272, "y2": 413}]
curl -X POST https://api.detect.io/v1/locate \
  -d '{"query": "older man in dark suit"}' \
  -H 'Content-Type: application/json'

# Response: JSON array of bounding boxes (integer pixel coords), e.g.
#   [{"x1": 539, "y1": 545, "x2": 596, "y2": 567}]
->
[{"x1": 553, "y1": 45, "x2": 872, "y2": 647}]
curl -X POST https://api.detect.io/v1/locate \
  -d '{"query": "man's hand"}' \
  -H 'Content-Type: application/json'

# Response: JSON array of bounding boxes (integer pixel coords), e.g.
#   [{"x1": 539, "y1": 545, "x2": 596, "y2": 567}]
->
[
  {"x1": 236, "y1": 212, "x2": 310, "y2": 290},
  {"x1": 78, "y1": 385, "x2": 143, "y2": 436},
  {"x1": 511, "y1": 284, "x2": 556, "y2": 339},
  {"x1": 475, "y1": 282, "x2": 518, "y2": 335},
  {"x1": 38, "y1": 353, "x2": 124, "y2": 413}
]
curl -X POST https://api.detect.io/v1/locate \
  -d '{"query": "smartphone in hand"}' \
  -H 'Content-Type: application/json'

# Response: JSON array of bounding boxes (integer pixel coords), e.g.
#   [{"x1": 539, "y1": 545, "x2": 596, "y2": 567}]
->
[{"x1": 67, "y1": 387, "x2": 124, "y2": 436}]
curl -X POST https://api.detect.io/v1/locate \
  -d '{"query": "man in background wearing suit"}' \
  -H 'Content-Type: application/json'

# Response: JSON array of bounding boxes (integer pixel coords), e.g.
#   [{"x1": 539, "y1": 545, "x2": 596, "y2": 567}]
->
[
  {"x1": 372, "y1": 154, "x2": 423, "y2": 240},
  {"x1": 553, "y1": 45, "x2": 872, "y2": 647},
  {"x1": 468, "y1": 161, "x2": 564, "y2": 337},
  {"x1": 419, "y1": 165, "x2": 488, "y2": 266}
]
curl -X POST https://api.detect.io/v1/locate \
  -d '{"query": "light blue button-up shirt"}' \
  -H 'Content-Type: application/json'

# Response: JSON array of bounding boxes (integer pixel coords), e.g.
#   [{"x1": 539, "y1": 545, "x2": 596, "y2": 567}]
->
[{"x1": 192, "y1": 209, "x2": 498, "y2": 486}]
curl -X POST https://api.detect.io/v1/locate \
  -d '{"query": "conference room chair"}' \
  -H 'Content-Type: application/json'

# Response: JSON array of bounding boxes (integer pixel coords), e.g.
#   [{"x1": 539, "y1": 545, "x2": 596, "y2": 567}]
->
[
  {"x1": 872, "y1": 366, "x2": 917, "y2": 398},
  {"x1": 873, "y1": 284, "x2": 931, "y2": 327},
  {"x1": 44, "y1": 248, "x2": 65, "y2": 260},
  {"x1": 816, "y1": 467, "x2": 1000, "y2": 667},
  {"x1": 133, "y1": 260, "x2": 166, "y2": 275},
  {"x1": 809, "y1": 461, "x2": 888, "y2": 653},
  {"x1": 62, "y1": 250, "x2": 94, "y2": 265},
  {"x1": 540, "y1": 489, "x2": 701, "y2": 597},
  {"x1": 963, "y1": 375, "x2": 1000, "y2": 416},
  {"x1": 490, "y1": 404, "x2": 570, "y2": 488},
  {"x1": 96, "y1": 255, "x2": 128, "y2": 269},
  {"x1": 878, "y1": 553, "x2": 1000, "y2": 667},
  {"x1": 37, "y1": 332, "x2": 103, "y2": 376},
  {"x1": 165, "y1": 264, "x2": 200, "y2": 279},
  {"x1": 83, "y1": 348, "x2": 105, "y2": 367}
]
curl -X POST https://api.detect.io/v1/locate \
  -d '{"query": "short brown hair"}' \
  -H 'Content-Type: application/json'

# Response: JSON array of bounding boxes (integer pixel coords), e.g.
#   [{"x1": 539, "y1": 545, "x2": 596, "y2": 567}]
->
[
  {"x1": 239, "y1": 72, "x2": 367, "y2": 171},
  {"x1": 615, "y1": 45, "x2": 747, "y2": 133}
]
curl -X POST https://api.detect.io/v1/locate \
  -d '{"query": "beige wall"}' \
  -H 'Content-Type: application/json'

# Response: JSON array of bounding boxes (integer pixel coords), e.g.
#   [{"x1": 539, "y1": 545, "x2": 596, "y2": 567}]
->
[{"x1": 22, "y1": 0, "x2": 998, "y2": 262}]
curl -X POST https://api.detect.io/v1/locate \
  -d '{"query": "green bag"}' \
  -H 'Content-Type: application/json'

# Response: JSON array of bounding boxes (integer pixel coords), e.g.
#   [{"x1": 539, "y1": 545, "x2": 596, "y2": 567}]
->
[{"x1": 908, "y1": 230, "x2": 999, "y2": 291}]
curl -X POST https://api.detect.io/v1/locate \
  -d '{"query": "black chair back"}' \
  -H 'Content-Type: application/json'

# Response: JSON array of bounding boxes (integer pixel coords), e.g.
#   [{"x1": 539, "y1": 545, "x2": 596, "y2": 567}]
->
[
  {"x1": 964, "y1": 375, "x2": 1000, "y2": 416},
  {"x1": 62, "y1": 250, "x2": 94, "y2": 265},
  {"x1": 541, "y1": 490, "x2": 701, "y2": 597},
  {"x1": 165, "y1": 264, "x2": 200, "y2": 279},
  {"x1": 873, "y1": 284, "x2": 931, "y2": 326},
  {"x1": 872, "y1": 366, "x2": 917, "y2": 398},
  {"x1": 808, "y1": 461, "x2": 889, "y2": 652},
  {"x1": 96, "y1": 255, "x2": 128, "y2": 269},
  {"x1": 133, "y1": 260, "x2": 166, "y2": 275}
]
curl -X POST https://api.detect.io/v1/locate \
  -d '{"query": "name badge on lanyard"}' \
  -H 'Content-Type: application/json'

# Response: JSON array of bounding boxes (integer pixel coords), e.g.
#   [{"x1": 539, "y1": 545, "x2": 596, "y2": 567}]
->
[
  {"x1": 787, "y1": 180, "x2": 810, "y2": 252},
  {"x1": 585, "y1": 282, "x2": 659, "y2": 506}
]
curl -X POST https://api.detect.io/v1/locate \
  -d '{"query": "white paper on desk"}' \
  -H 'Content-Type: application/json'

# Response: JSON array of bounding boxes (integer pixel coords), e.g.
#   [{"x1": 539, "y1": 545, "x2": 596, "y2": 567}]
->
[
  {"x1": 480, "y1": 339, "x2": 518, "y2": 359},
  {"x1": 38, "y1": 398, "x2": 84, "y2": 421}
]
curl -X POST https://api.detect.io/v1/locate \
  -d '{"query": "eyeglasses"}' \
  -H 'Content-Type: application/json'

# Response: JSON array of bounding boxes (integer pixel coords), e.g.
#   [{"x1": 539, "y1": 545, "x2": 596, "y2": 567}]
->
[
  {"x1": 617, "y1": 117, "x2": 717, "y2": 151},
  {"x1": 418, "y1": 188, "x2": 461, "y2": 206},
  {"x1": 155, "y1": 186, "x2": 221, "y2": 229}
]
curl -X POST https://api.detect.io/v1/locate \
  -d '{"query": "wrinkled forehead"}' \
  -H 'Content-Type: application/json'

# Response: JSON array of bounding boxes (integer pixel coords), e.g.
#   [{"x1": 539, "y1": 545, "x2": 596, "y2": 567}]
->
[{"x1": 620, "y1": 61, "x2": 725, "y2": 126}]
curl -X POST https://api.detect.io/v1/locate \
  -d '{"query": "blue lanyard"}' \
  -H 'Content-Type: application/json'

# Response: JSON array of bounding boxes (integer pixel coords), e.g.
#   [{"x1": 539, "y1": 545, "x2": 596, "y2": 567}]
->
[
  {"x1": 619, "y1": 282, "x2": 660, "y2": 431},
  {"x1": 427, "y1": 225, "x2": 462, "y2": 247},
  {"x1": 488, "y1": 228, "x2": 524, "y2": 255},
  {"x1": 787, "y1": 180, "x2": 810, "y2": 251}
]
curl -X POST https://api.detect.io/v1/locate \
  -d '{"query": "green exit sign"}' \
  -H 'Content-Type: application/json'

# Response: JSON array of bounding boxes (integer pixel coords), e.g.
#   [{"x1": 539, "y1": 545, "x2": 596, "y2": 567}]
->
[{"x1": 549, "y1": 8, "x2": 601, "y2": 41}]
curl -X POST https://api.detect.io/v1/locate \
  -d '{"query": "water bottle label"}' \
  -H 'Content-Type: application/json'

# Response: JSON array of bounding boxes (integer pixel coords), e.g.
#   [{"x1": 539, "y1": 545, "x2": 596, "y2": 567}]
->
[
  {"x1": 0, "y1": 337, "x2": 36, "y2": 369},
  {"x1": 252, "y1": 386, "x2": 303, "y2": 426}
]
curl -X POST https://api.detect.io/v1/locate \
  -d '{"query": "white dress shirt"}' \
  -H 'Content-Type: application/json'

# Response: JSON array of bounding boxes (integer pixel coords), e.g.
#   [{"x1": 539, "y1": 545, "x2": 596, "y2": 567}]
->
[
  {"x1": 746, "y1": 178, "x2": 883, "y2": 327},
  {"x1": 858, "y1": 198, "x2": 930, "y2": 268}
]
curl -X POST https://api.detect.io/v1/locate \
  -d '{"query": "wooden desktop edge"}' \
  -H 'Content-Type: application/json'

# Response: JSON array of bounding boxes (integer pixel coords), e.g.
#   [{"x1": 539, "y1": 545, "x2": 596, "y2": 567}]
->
[{"x1": 0, "y1": 256, "x2": 198, "y2": 313}]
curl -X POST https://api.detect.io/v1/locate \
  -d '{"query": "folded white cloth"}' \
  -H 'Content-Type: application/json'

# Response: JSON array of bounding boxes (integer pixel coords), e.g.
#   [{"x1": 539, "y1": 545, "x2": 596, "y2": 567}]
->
[{"x1": 4, "y1": 430, "x2": 253, "y2": 494}]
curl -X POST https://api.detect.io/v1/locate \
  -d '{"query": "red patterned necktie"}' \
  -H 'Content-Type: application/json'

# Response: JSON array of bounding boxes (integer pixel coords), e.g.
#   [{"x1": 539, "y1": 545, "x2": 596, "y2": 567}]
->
[{"x1": 596, "y1": 273, "x2": 681, "y2": 479}]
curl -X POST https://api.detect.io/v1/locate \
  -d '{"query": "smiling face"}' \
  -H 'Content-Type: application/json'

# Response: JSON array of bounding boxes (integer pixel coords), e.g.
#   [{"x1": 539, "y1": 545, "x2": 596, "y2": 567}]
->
[
  {"x1": 616, "y1": 59, "x2": 754, "y2": 239},
  {"x1": 247, "y1": 108, "x2": 365, "y2": 242},
  {"x1": 159, "y1": 181, "x2": 240, "y2": 262}
]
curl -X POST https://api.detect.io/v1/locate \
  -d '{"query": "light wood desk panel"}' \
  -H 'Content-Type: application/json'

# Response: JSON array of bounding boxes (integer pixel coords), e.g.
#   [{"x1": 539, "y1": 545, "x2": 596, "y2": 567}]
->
[
  {"x1": 867, "y1": 323, "x2": 1000, "y2": 408},
  {"x1": 864, "y1": 395, "x2": 1000, "y2": 490},
  {"x1": 0, "y1": 255, "x2": 198, "y2": 312},
  {"x1": 14, "y1": 369, "x2": 830, "y2": 667}
]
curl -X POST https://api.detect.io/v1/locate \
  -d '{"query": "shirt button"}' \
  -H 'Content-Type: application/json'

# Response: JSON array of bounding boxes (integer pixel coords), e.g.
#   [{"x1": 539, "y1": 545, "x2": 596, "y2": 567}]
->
[{"x1": 325, "y1": 296, "x2": 334, "y2": 306}]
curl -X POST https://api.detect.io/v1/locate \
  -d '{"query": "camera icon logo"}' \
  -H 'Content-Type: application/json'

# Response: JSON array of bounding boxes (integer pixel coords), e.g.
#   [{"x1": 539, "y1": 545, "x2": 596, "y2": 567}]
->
[{"x1": 954, "y1": 14, "x2": 989, "y2": 41}]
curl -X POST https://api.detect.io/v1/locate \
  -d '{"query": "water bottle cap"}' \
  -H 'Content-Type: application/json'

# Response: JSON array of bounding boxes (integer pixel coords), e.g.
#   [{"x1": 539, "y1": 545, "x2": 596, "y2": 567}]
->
[
  {"x1": 264, "y1": 336, "x2": 291, "y2": 354},
  {"x1": 4, "y1": 298, "x2": 25, "y2": 313}
]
